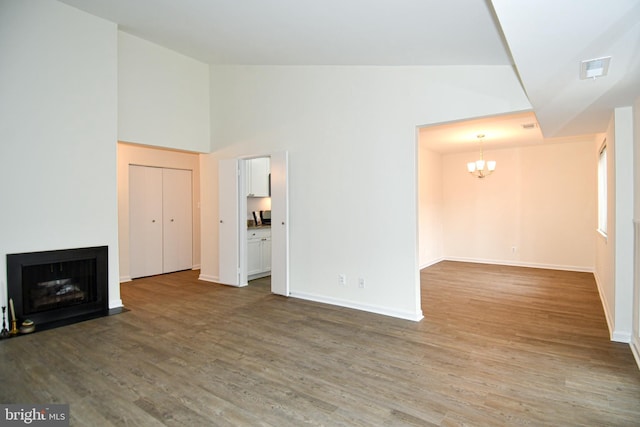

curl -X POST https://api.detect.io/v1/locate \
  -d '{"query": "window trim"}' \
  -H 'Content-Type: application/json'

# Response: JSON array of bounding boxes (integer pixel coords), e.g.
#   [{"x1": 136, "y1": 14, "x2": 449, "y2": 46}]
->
[{"x1": 597, "y1": 140, "x2": 607, "y2": 239}]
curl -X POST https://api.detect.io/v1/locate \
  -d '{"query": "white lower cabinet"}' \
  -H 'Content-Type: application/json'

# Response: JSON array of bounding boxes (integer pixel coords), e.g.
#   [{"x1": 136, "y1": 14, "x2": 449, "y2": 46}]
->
[{"x1": 247, "y1": 228, "x2": 271, "y2": 279}]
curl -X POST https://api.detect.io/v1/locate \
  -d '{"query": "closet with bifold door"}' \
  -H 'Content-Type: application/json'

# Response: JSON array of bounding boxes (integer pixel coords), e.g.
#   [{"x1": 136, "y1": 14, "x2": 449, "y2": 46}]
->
[{"x1": 129, "y1": 165, "x2": 193, "y2": 279}]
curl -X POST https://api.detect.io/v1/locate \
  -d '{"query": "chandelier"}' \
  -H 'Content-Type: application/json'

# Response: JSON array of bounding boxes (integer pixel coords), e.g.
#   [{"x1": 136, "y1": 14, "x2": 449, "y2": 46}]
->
[{"x1": 467, "y1": 134, "x2": 496, "y2": 178}]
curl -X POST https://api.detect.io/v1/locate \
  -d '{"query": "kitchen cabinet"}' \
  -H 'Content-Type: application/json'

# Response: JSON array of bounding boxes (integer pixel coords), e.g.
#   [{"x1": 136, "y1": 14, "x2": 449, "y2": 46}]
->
[
  {"x1": 247, "y1": 228, "x2": 271, "y2": 279},
  {"x1": 246, "y1": 157, "x2": 270, "y2": 197},
  {"x1": 129, "y1": 165, "x2": 193, "y2": 279}
]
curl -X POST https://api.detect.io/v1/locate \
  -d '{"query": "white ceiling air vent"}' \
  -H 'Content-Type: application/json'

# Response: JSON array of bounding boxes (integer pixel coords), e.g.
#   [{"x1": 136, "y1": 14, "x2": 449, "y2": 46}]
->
[
  {"x1": 580, "y1": 56, "x2": 611, "y2": 80},
  {"x1": 521, "y1": 123, "x2": 537, "y2": 130}
]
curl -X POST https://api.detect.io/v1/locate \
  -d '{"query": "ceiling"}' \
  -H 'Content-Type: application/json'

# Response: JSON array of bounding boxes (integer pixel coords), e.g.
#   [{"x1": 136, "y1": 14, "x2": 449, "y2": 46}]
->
[
  {"x1": 419, "y1": 112, "x2": 543, "y2": 154},
  {"x1": 59, "y1": 0, "x2": 512, "y2": 66},
  {"x1": 59, "y1": 0, "x2": 640, "y2": 150}
]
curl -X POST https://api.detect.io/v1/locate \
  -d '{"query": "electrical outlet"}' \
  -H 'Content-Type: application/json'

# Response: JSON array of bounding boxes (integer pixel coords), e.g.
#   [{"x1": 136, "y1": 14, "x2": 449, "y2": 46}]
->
[
  {"x1": 511, "y1": 246, "x2": 517, "y2": 253},
  {"x1": 338, "y1": 274, "x2": 347, "y2": 286},
  {"x1": 358, "y1": 277, "x2": 366, "y2": 288}
]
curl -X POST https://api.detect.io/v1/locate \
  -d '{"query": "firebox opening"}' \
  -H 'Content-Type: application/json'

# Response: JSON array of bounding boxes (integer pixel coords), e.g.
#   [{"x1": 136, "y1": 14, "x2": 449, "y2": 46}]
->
[{"x1": 22, "y1": 259, "x2": 97, "y2": 315}]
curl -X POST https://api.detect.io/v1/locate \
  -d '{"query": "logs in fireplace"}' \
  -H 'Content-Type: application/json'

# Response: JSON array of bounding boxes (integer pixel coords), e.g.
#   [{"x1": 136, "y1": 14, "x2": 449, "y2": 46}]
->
[{"x1": 6, "y1": 246, "x2": 108, "y2": 332}]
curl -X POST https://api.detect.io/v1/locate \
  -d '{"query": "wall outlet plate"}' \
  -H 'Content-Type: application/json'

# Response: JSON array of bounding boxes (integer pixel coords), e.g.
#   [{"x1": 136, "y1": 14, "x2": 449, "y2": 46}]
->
[{"x1": 338, "y1": 274, "x2": 346, "y2": 286}]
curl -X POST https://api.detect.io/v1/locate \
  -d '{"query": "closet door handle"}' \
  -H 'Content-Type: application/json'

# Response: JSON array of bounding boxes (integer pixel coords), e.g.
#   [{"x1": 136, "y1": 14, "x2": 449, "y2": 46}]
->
[{"x1": 152, "y1": 219, "x2": 156, "y2": 223}]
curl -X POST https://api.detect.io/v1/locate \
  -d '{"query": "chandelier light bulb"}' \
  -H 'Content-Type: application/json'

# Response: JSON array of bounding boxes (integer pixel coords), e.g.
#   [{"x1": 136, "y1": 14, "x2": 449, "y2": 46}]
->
[{"x1": 467, "y1": 162, "x2": 476, "y2": 173}]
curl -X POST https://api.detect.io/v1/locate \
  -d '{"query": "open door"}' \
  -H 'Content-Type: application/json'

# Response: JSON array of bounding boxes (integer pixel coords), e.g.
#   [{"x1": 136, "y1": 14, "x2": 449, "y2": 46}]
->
[
  {"x1": 218, "y1": 159, "x2": 241, "y2": 286},
  {"x1": 270, "y1": 151, "x2": 289, "y2": 296}
]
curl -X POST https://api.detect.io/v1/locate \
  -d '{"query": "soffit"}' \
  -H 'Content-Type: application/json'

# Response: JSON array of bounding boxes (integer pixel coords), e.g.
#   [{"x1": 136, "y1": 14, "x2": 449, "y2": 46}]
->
[{"x1": 491, "y1": 0, "x2": 640, "y2": 137}]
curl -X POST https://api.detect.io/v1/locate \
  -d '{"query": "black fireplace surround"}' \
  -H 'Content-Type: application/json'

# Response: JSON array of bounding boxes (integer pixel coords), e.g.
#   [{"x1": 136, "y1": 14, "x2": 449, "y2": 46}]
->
[{"x1": 7, "y1": 246, "x2": 109, "y2": 331}]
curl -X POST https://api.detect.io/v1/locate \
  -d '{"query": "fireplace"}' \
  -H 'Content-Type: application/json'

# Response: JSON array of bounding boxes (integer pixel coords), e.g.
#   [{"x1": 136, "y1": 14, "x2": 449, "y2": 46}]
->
[{"x1": 6, "y1": 246, "x2": 108, "y2": 331}]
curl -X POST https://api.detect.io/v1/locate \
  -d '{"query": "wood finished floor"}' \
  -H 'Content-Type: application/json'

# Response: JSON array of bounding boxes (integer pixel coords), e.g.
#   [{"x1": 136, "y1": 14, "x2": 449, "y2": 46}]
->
[{"x1": 1, "y1": 261, "x2": 639, "y2": 426}]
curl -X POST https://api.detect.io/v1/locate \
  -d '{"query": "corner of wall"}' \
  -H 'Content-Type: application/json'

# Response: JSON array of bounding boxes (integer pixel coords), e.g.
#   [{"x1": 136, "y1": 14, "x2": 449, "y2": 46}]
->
[
  {"x1": 631, "y1": 335, "x2": 640, "y2": 370},
  {"x1": 593, "y1": 270, "x2": 616, "y2": 340}
]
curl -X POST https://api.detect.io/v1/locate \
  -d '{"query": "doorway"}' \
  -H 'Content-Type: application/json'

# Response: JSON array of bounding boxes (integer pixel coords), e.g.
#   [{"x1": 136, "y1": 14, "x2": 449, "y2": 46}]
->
[
  {"x1": 246, "y1": 157, "x2": 272, "y2": 282},
  {"x1": 218, "y1": 152, "x2": 289, "y2": 296}
]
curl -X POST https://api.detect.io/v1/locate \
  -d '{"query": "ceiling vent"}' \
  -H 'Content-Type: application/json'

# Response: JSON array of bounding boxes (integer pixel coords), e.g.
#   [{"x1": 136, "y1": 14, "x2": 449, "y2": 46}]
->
[
  {"x1": 521, "y1": 123, "x2": 537, "y2": 130},
  {"x1": 580, "y1": 56, "x2": 611, "y2": 80}
]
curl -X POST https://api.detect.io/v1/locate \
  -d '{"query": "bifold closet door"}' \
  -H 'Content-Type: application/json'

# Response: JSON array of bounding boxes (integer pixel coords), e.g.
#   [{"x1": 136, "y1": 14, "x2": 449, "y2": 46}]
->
[
  {"x1": 129, "y1": 165, "x2": 164, "y2": 278},
  {"x1": 162, "y1": 168, "x2": 193, "y2": 273},
  {"x1": 129, "y1": 165, "x2": 193, "y2": 279}
]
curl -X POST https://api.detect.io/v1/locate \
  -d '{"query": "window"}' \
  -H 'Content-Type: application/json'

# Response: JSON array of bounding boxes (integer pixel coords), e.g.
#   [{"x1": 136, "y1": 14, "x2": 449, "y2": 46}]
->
[{"x1": 597, "y1": 142, "x2": 607, "y2": 237}]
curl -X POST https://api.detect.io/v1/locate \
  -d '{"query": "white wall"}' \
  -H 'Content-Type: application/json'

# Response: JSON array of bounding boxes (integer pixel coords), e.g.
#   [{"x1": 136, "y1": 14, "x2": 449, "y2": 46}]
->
[
  {"x1": 613, "y1": 107, "x2": 634, "y2": 342},
  {"x1": 118, "y1": 32, "x2": 211, "y2": 153},
  {"x1": 441, "y1": 138, "x2": 596, "y2": 270},
  {"x1": 596, "y1": 118, "x2": 616, "y2": 338},
  {"x1": 0, "y1": 1, "x2": 121, "y2": 308},
  {"x1": 633, "y1": 96, "x2": 640, "y2": 365},
  {"x1": 596, "y1": 107, "x2": 635, "y2": 343},
  {"x1": 418, "y1": 147, "x2": 444, "y2": 268},
  {"x1": 201, "y1": 65, "x2": 531, "y2": 320},
  {"x1": 117, "y1": 143, "x2": 201, "y2": 282}
]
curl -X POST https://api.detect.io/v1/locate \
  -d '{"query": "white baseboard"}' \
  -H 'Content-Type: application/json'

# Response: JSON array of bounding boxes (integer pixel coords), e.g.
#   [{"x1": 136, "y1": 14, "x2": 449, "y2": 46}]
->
[
  {"x1": 191, "y1": 264, "x2": 201, "y2": 270},
  {"x1": 289, "y1": 291, "x2": 424, "y2": 322},
  {"x1": 443, "y1": 256, "x2": 593, "y2": 273},
  {"x1": 419, "y1": 257, "x2": 445, "y2": 270},
  {"x1": 198, "y1": 274, "x2": 219, "y2": 283},
  {"x1": 108, "y1": 298, "x2": 123, "y2": 309},
  {"x1": 229, "y1": 282, "x2": 248, "y2": 288},
  {"x1": 590, "y1": 270, "x2": 633, "y2": 343},
  {"x1": 119, "y1": 275, "x2": 132, "y2": 283},
  {"x1": 248, "y1": 271, "x2": 270, "y2": 281},
  {"x1": 198, "y1": 274, "x2": 247, "y2": 287},
  {"x1": 612, "y1": 331, "x2": 631, "y2": 343},
  {"x1": 592, "y1": 270, "x2": 615, "y2": 340}
]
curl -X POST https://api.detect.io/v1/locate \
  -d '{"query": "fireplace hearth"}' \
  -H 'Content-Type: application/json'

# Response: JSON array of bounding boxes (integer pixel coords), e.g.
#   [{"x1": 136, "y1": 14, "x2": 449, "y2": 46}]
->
[{"x1": 6, "y1": 246, "x2": 108, "y2": 332}]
